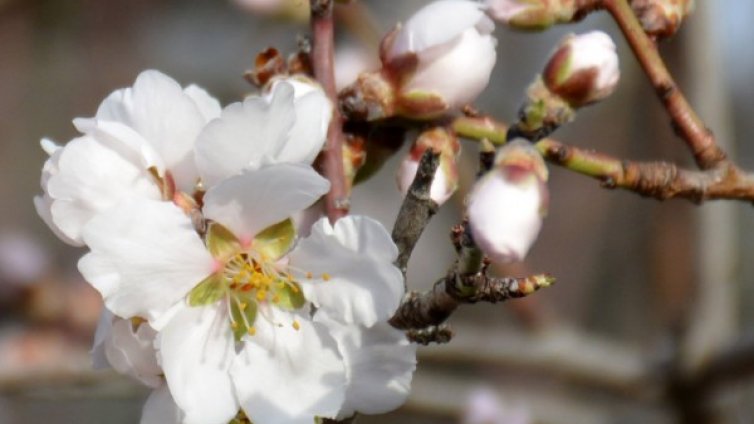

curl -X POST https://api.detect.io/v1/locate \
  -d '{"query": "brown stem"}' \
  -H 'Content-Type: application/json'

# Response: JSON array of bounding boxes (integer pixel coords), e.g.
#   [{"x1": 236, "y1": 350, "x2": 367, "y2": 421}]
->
[
  {"x1": 392, "y1": 150, "x2": 440, "y2": 281},
  {"x1": 390, "y1": 273, "x2": 554, "y2": 330},
  {"x1": 601, "y1": 0, "x2": 727, "y2": 170},
  {"x1": 311, "y1": 0, "x2": 349, "y2": 222},
  {"x1": 406, "y1": 324, "x2": 454, "y2": 345}
]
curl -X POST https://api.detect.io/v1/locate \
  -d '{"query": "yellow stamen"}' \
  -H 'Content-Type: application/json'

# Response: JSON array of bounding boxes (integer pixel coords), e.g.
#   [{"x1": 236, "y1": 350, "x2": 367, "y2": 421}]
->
[
  {"x1": 231, "y1": 322, "x2": 239, "y2": 330},
  {"x1": 322, "y1": 273, "x2": 331, "y2": 281},
  {"x1": 239, "y1": 302, "x2": 247, "y2": 311},
  {"x1": 292, "y1": 320, "x2": 300, "y2": 331},
  {"x1": 248, "y1": 326, "x2": 256, "y2": 336}
]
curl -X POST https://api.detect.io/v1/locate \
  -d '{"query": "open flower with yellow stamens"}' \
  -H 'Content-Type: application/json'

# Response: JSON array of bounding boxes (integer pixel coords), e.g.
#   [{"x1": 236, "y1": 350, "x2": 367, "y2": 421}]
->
[{"x1": 78, "y1": 163, "x2": 406, "y2": 424}]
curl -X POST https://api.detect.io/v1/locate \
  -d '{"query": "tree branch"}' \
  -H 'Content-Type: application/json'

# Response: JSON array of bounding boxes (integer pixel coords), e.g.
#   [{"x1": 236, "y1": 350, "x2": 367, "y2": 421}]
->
[
  {"x1": 392, "y1": 150, "x2": 440, "y2": 280},
  {"x1": 452, "y1": 115, "x2": 754, "y2": 203},
  {"x1": 311, "y1": 0, "x2": 349, "y2": 222},
  {"x1": 390, "y1": 273, "x2": 554, "y2": 330},
  {"x1": 600, "y1": 0, "x2": 726, "y2": 170}
]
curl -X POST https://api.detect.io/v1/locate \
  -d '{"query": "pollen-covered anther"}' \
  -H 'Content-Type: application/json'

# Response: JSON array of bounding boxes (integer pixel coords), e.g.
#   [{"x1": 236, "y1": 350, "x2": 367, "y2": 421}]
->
[
  {"x1": 248, "y1": 326, "x2": 256, "y2": 336},
  {"x1": 292, "y1": 320, "x2": 300, "y2": 331},
  {"x1": 322, "y1": 273, "x2": 331, "y2": 281}
]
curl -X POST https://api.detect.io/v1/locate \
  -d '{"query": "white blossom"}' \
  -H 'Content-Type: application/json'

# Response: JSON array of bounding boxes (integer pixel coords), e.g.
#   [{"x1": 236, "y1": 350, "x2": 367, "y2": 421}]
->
[
  {"x1": 467, "y1": 140, "x2": 548, "y2": 263},
  {"x1": 542, "y1": 31, "x2": 620, "y2": 107}
]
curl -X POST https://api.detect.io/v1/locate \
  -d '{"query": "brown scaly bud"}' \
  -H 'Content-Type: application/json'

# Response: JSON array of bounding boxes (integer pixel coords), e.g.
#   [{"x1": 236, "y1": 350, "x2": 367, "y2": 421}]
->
[
  {"x1": 244, "y1": 48, "x2": 287, "y2": 87},
  {"x1": 630, "y1": 0, "x2": 694, "y2": 39},
  {"x1": 342, "y1": 133, "x2": 367, "y2": 197}
]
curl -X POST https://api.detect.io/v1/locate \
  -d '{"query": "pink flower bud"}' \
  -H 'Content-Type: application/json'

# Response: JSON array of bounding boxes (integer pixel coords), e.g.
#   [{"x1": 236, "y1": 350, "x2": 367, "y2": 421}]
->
[
  {"x1": 397, "y1": 127, "x2": 460, "y2": 205},
  {"x1": 542, "y1": 31, "x2": 620, "y2": 108},
  {"x1": 485, "y1": 0, "x2": 576, "y2": 29},
  {"x1": 467, "y1": 140, "x2": 548, "y2": 263},
  {"x1": 383, "y1": 0, "x2": 497, "y2": 118},
  {"x1": 631, "y1": 0, "x2": 694, "y2": 38}
]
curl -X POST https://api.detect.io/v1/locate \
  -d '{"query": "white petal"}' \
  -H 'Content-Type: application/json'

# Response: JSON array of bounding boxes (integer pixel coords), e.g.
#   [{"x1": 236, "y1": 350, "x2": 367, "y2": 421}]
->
[
  {"x1": 290, "y1": 216, "x2": 404, "y2": 327},
  {"x1": 388, "y1": 0, "x2": 488, "y2": 58},
  {"x1": 73, "y1": 119, "x2": 166, "y2": 172},
  {"x1": 91, "y1": 308, "x2": 114, "y2": 369},
  {"x1": 202, "y1": 164, "x2": 330, "y2": 244},
  {"x1": 141, "y1": 384, "x2": 183, "y2": 424},
  {"x1": 45, "y1": 135, "x2": 161, "y2": 244},
  {"x1": 195, "y1": 83, "x2": 295, "y2": 187},
  {"x1": 105, "y1": 318, "x2": 162, "y2": 388},
  {"x1": 405, "y1": 27, "x2": 497, "y2": 110},
  {"x1": 93, "y1": 70, "x2": 206, "y2": 191},
  {"x1": 184, "y1": 85, "x2": 222, "y2": 122},
  {"x1": 158, "y1": 305, "x2": 238, "y2": 424},
  {"x1": 467, "y1": 172, "x2": 544, "y2": 263},
  {"x1": 271, "y1": 80, "x2": 331, "y2": 165},
  {"x1": 78, "y1": 199, "x2": 214, "y2": 328},
  {"x1": 317, "y1": 317, "x2": 416, "y2": 418},
  {"x1": 232, "y1": 308, "x2": 346, "y2": 424}
]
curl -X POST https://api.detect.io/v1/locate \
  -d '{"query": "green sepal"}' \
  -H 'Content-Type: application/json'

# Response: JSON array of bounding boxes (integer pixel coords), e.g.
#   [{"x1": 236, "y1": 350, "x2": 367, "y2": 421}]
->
[
  {"x1": 188, "y1": 273, "x2": 226, "y2": 307},
  {"x1": 253, "y1": 219, "x2": 296, "y2": 261},
  {"x1": 206, "y1": 222, "x2": 241, "y2": 260},
  {"x1": 275, "y1": 281, "x2": 306, "y2": 310},
  {"x1": 230, "y1": 293, "x2": 258, "y2": 342}
]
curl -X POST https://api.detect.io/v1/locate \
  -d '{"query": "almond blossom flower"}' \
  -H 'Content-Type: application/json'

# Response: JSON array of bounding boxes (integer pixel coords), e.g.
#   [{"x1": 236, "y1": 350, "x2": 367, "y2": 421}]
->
[
  {"x1": 35, "y1": 70, "x2": 329, "y2": 246},
  {"x1": 78, "y1": 166, "x2": 406, "y2": 423},
  {"x1": 467, "y1": 140, "x2": 549, "y2": 263}
]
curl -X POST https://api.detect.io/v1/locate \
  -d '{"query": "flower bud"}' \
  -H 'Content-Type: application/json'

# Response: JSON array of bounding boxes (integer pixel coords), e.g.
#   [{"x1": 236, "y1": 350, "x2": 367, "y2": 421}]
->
[
  {"x1": 340, "y1": 0, "x2": 497, "y2": 121},
  {"x1": 485, "y1": 0, "x2": 577, "y2": 30},
  {"x1": 397, "y1": 127, "x2": 460, "y2": 206},
  {"x1": 630, "y1": 0, "x2": 694, "y2": 38},
  {"x1": 467, "y1": 140, "x2": 548, "y2": 263},
  {"x1": 233, "y1": 0, "x2": 309, "y2": 21},
  {"x1": 542, "y1": 31, "x2": 620, "y2": 108}
]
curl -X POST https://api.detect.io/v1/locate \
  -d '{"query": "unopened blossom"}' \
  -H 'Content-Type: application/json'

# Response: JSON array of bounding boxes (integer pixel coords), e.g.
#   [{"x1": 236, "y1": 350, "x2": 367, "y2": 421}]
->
[
  {"x1": 397, "y1": 127, "x2": 460, "y2": 205},
  {"x1": 467, "y1": 140, "x2": 548, "y2": 263},
  {"x1": 340, "y1": 0, "x2": 497, "y2": 120},
  {"x1": 542, "y1": 31, "x2": 620, "y2": 108},
  {"x1": 630, "y1": 0, "x2": 694, "y2": 38},
  {"x1": 335, "y1": 46, "x2": 378, "y2": 92},
  {"x1": 78, "y1": 168, "x2": 406, "y2": 423},
  {"x1": 34, "y1": 70, "x2": 221, "y2": 246},
  {"x1": 484, "y1": 0, "x2": 578, "y2": 29}
]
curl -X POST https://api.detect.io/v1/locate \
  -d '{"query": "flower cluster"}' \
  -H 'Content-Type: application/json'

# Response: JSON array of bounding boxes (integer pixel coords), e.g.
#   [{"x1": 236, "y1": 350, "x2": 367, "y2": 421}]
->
[{"x1": 36, "y1": 70, "x2": 416, "y2": 424}]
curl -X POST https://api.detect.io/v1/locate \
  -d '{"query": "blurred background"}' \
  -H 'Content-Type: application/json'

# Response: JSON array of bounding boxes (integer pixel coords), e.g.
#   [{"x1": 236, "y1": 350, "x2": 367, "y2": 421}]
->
[{"x1": 2, "y1": 0, "x2": 754, "y2": 423}]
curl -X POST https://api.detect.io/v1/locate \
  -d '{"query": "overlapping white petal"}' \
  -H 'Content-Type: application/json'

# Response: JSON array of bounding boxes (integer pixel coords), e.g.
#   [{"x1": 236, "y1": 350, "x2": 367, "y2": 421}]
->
[
  {"x1": 290, "y1": 216, "x2": 403, "y2": 327},
  {"x1": 202, "y1": 164, "x2": 330, "y2": 244},
  {"x1": 78, "y1": 199, "x2": 214, "y2": 327},
  {"x1": 104, "y1": 317, "x2": 162, "y2": 388},
  {"x1": 318, "y1": 317, "x2": 416, "y2": 419},
  {"x1": 232, "y1": 307, "x2": 346, "y2": 424},
  {"x1": 141, "y1": 384, "x2": 184, "y2": 424},
  {"x1": 158, "y1": 305, "x2": 238, "y2": 424}
]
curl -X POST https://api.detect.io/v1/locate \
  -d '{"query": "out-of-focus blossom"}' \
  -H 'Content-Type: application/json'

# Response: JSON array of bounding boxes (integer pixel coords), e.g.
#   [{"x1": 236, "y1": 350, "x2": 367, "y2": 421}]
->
[
  {"x1": 340, "y1": 0, "x2": 497, "y2": 120},
  {"x1": 397, "y1": 127, "x2": 460, "y2": 206},
  {"x1": 630, "y1": 0, "x2": 694, "y2": 38},
  {"x1": 463, "y1": 388, "x2": 531, "y2": 424},
  {"x1": 0, "y1": 233, "x2": 49, "y2": 285},
  {"x1": 542, "y1": 31, "x2": 620, "y2": 108},
  {"x1": 467, "y1": 140, "x2": 548, "y2": 263},
  {"x1": 335, "y1": 46, "x2": 378, "y2": 92},
  {"x1": 484, "y1": 0, "x2": 577, "y2": 29}
]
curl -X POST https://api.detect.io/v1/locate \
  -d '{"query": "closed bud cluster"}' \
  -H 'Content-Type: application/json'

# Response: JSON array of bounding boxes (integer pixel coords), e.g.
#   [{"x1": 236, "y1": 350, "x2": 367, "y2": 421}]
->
[
  {"x1": 397, "y1": 127, "x2": 461, "y2": 206},
  {"x1": 542, "y1": 31, "x2": 620, "y2": 108},
  {"x1": 630, "y1": 0, "x2": 694, "y2": 38},
  {"x1": 340, "y1": 0, "x2": 497, "y2": 121},
  {"x1": 484, "y1": 0, "x2": 578, "y2": 30},
  {"x1": 467, "y1": 140, "x2": 548, "y2": 263}
]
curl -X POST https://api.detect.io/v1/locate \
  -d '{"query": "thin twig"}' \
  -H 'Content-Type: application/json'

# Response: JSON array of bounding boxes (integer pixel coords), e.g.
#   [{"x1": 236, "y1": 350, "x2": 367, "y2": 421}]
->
[
  {"x1": 392, "y1": 150, "x2": 440, "y2": 281},
  {"x1": 311, "y1": 0, "x2": 349, "y2": 222},
  {"x1": 390, "y1": 273, "x2": 554, "y2": 330},
  {"x1": 452, "y1": 115, "x2": 754, "y2": 203},
  {"x1": 406, "y1": 324, "x2": 454, "y2": 345}
]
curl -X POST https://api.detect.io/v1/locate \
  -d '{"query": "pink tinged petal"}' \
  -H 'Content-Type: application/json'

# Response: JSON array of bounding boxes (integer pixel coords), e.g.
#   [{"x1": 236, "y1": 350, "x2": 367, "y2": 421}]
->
[
  {"x1": 467, "y1": 172, "x2": 545, "y2": 263},
  {"x1": 318, "y1": 318, "x2": 416, "y2": 419},
  {"x1": 104, "y1": 318, "x2": 162, "y2": 388},
  {"x1": 183, "y1": 85, "x2": 222, "y2": 122},
  {"x1": 202, "y1": 164, "x2": 330, "y2": 244},
  {"x1": 195, "y1": 83, "x2": 296, "y2": 187},
  {"x1": 45, "y1": 135, "x2": 161, "y2": 245},
  {"x1": 158, "y1": 304, "x2": 238, "y2": 424},
  {"x1": 291, "y1": 216, "x2": 404, "y2": 327},
  {"x1": 405, "y1": 27, "x2": 497, "y2": 110},
  {"x1": 78, "y1": 199, "x2": 214, "y2": 328},
  {"x1": 388, "y1": 0, "x2": 488, "y2": 59},
  {"x1": 93, "y1": 70, "x2": 206, "y2": 191},
  {"x1": 272, "y1": 80, "x2": 332, "y2": 165},
  {"x1": 141, "y1": 384, "x2": 184, "y2": 424},
  {"x1": 232, "y1": 308, "x2": 346, "y2": 424}
]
